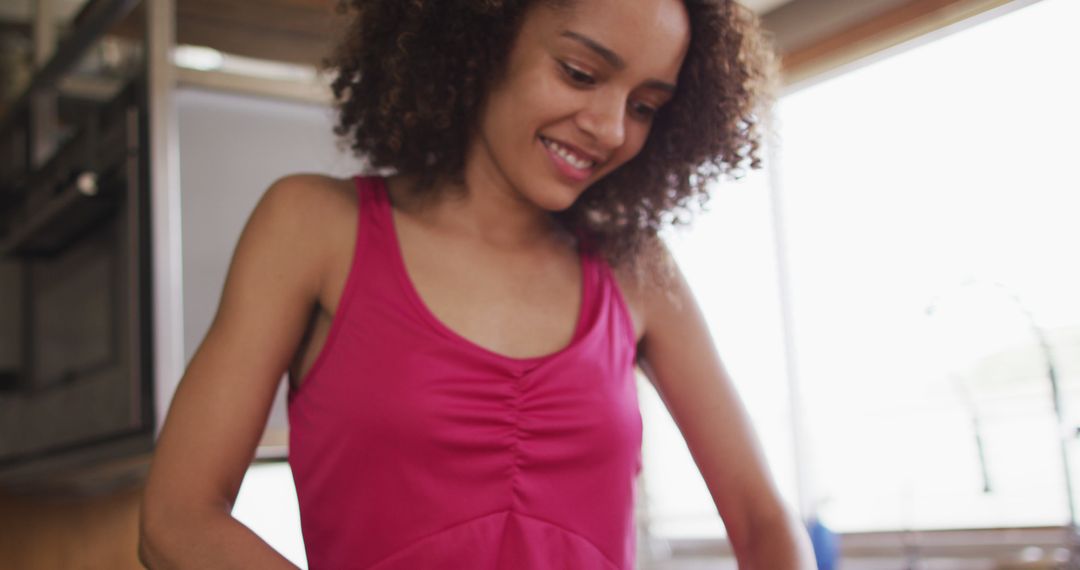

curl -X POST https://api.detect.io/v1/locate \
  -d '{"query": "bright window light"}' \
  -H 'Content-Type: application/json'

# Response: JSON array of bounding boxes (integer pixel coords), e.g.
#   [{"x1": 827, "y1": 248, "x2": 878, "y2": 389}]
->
[
  {"x1": 174, "y1": 45, "x2": 224, "y2": 71},
  {"x1": 174, "y1": 44, "x2": 319, "y2": 83},
  {"x1": 640, "y1": 0, "x2": 1080, "y2": 541},
  {"x1": 232, "y1": 462, "x2": 307, "y2": 568},
  {"x1": 776, "y1": 0, "x2": 1080, "y2": 531},
  {"x1": 641, "y1": 164, "x2": 797, "y2": 541}
]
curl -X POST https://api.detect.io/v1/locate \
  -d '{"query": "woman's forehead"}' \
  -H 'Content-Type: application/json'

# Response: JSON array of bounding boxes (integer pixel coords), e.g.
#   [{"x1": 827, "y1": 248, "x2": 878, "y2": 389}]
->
[{"x1": 527, "y1": 0, "x2": 690, "y2": 79}]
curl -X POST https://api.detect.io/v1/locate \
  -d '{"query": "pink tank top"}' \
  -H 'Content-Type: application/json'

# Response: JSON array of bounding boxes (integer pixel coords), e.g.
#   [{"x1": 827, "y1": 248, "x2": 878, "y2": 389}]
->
[{"x1": 287, "y1": 175, "x2": 642, "y2": 570}]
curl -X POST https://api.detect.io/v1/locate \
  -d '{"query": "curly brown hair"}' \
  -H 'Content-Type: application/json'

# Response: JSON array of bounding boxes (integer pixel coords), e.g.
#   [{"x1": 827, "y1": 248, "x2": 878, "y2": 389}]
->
[{"x1": 321, "y1": 0, "x2": 776, "y2": 282}]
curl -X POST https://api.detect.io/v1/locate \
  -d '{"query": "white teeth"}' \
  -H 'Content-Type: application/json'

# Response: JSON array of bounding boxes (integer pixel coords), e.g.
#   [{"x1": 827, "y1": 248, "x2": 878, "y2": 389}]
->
[{"x1": 542, "y1": 137, "x2": 595, "y2": 170}]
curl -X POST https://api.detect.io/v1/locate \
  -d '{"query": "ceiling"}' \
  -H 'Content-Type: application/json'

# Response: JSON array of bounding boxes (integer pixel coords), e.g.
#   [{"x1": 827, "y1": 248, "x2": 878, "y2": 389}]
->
[
  {"x1": 0, "y1": 0, "x2": 87, "y2": 23},
  {"x1": 0, "y1": 0, "x2": 797, "y2": 23},
  {"x1": 0, "y1": 0, "x2": 799, "y2": 109},
  {"x1": 1, "y1": 0, "x2": 800, "y2": 56}
]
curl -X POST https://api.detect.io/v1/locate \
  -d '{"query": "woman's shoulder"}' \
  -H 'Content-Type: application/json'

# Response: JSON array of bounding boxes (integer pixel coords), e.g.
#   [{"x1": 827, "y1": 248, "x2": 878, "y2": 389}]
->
[
  {"x1": 262, "y1": 173, "x2": 362, "y2": 234},
  {"x1": 256, "y1": 172, "x2": 363, "y2": 274},
  {"x1": 266, "y1": 172, "x2": 360, "y2": 211},
  {"x1": 607, "y1": 238, "x2": 685, "y2": 347}
]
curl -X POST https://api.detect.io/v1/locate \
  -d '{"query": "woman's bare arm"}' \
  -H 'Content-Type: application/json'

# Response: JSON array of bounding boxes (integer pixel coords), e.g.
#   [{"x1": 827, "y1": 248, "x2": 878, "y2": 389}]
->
[
  {"x1": 636, "y1": 243, "x2": 816, "y2": 570},
  {"x1": 138, "y1": 175, "x2": 342, "y2": 569}
]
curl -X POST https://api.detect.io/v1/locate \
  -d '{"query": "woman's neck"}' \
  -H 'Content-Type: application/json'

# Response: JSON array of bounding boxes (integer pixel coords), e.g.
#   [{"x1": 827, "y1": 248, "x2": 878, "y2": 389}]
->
[{"x1": 385, "y1": 172, "x2": 574, "y2": 254}]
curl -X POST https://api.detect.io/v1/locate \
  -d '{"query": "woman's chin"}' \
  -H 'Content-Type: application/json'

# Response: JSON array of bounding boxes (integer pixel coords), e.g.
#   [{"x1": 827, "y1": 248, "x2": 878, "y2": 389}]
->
[{"x1": 531, "y1": 183, "x2": 585, "y2": 213}]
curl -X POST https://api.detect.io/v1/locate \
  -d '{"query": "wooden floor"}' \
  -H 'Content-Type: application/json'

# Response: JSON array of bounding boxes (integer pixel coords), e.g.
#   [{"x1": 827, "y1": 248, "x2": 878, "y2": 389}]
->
[{"x1": 0, "y1": 481, "x2": 144, "y2": 570}]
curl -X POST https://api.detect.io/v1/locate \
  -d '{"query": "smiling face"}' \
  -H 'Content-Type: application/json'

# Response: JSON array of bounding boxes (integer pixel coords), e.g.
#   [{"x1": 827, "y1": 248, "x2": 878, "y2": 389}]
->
[{"x1": 468, "y1": 0, "x2": 691, "y2": 211}]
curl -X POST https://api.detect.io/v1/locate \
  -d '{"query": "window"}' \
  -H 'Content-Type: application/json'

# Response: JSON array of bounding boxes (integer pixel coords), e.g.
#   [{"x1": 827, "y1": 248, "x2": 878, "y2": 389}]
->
[
  {"x1": 639, "y1": 166, "x2": 799, "y2": 542},
  {"x1": 640, "y1": 0, "x2": 1080, "y2": 541},
  {"x1": 774, "y1": 0, "x2": 1080, "y2": 531}
]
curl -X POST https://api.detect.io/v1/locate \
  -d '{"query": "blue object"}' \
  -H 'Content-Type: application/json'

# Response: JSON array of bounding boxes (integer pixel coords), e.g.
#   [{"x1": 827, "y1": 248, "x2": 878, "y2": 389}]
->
[{"x1": 806, "y1": 517, "x2": 839, "y2": 570}]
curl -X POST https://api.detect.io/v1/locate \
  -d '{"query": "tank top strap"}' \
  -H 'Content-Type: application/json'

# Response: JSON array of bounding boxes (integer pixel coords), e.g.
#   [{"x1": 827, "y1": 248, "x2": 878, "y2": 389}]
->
[
  {"x1": 598, "y1": 256, "x2": 638, "y2": 352},
  {"x1": 572, "y1": 241, "x2": 598, "y2": 342},
  {"x1": 352, "y1": 174, "x2": 399, "y2": 268},
  {"x1": 355, "y1": 174, "x2": 387, "y2": 226}
]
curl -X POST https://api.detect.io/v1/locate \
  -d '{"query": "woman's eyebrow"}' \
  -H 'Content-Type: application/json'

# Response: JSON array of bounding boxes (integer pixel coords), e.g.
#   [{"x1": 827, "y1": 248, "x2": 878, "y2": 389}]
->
[
  {"x1": 560, "y1": 30, "x2": 624, "y2": 69},
  {"x1": 559, "y1": 30, "x2": 677, "y2": 93}
]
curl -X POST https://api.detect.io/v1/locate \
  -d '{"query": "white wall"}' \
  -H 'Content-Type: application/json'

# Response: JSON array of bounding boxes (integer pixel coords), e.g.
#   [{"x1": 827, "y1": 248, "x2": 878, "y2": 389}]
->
[{"x1": 175, "y1": 86, "x2": 364, "y2": 450}]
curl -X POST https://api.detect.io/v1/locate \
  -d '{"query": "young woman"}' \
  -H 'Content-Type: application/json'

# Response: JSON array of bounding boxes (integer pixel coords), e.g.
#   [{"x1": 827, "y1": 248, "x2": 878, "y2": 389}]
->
[{"x1": 139, "y1": 0, "x2": 815, "y2": 568}]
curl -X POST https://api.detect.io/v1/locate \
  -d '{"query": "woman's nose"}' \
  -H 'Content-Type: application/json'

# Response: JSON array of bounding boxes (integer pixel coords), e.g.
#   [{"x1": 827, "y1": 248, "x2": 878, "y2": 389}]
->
[{"x1": 575, "y1": 91, "x2": 627, "y2": 150}]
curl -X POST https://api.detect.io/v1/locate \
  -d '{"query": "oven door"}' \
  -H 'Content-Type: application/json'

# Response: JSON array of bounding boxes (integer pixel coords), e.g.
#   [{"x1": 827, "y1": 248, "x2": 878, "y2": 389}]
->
[{"x1": 0, "y1": 74, "x2": 155, "y2": 493}]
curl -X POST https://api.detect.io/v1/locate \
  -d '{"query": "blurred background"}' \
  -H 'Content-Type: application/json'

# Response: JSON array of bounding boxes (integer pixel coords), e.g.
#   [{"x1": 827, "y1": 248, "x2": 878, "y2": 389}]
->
[{"x1": 0, "y1": 0, "x2": 1077, "y2": 568}]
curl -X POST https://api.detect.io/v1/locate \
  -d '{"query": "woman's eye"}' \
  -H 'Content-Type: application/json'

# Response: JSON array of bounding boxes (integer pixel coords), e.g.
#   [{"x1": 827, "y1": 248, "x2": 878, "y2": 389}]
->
[
  {"x1": 559, "y1": 62, "x2": 595, "y2": 86},
  {"x1": 630, "y1": 102, "x2": 658, "y2": 120}
]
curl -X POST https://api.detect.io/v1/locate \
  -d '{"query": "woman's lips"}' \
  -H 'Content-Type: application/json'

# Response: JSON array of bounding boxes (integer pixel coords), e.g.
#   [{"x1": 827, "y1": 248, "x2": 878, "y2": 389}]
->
[{"x1": 539, "y1": 135, "x2": 597, "y2": 182}]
